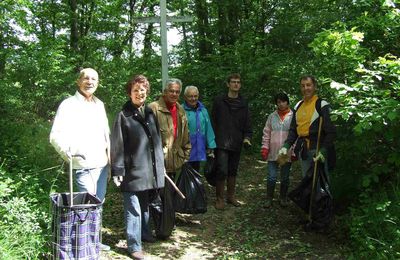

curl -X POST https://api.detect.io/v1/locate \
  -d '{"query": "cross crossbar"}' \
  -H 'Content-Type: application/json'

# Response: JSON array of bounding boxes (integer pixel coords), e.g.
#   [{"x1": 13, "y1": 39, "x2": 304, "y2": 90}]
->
[
  {"x1": 134, "y1": 0, "x2": 193, "y2": 89},
  {"x1": 134, "y1": 16, "x2": 194, "y2": 24}
]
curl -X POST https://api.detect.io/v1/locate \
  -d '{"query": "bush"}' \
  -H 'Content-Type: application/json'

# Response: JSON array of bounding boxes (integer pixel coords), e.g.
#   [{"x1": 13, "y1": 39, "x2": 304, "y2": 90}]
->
[
  {"x1": 346, "y1": 181, "x2": 400, "y2": 258},
  {"x1": 0, "y1": 164, "x2": 49, "y2": 259},
  {"x1": 0, "y1": 114, "x2": 63, "y2": 259}
]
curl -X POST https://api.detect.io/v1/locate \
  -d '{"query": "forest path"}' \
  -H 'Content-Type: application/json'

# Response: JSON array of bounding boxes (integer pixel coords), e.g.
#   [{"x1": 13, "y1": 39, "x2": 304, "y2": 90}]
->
[{"x1": 100, "y1": 153, "x2": 347, "y2": 259}]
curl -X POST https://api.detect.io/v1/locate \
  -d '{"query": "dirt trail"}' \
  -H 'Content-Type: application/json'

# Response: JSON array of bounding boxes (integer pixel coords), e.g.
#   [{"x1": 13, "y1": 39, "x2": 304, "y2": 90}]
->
[{"x1": 100, "y1": 154, "x2": 347, "y2": 259}]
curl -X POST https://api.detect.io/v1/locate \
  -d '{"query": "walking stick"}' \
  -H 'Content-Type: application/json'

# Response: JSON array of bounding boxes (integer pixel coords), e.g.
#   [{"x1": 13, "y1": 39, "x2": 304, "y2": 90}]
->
[
  {"x1": 69, "y1": 150, "x2": 73, "y2": 207},
  {"x1": 164, "y1": 173, "x2": 186, "y2": 199},
  {"x1": 68, "y1": 150, "x2": 86, "y2": 207},
  {"x1": 308, "y1": 117, "x2": 323, "y2": 223}
]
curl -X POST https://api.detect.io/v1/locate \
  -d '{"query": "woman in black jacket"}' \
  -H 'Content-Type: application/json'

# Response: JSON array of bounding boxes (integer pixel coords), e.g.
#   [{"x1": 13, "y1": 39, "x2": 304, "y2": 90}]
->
[{"x1": 111, "y1": 75, "x2": 165, "y2": 260}]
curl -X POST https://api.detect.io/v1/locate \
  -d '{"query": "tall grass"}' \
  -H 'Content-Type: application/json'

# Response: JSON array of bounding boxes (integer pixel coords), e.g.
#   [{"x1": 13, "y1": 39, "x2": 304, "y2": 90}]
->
[{"x1": 0, "y1": 116, "x2": 63, "y2": 259}]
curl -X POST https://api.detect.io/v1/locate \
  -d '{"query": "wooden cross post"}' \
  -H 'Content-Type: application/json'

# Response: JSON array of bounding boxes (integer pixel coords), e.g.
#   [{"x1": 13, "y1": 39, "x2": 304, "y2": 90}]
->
[{"x1": 134, "y1": 0, "x2": 193, "y2": 88}]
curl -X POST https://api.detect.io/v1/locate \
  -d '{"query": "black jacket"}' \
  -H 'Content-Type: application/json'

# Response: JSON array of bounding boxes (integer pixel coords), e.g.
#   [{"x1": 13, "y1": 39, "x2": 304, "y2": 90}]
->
[
  {"x1": 211, "y1": 94, "x2": 252, "y2": 152},
  {"x1": 111, "y1": 101, "x2": 165, "y2": 192}
]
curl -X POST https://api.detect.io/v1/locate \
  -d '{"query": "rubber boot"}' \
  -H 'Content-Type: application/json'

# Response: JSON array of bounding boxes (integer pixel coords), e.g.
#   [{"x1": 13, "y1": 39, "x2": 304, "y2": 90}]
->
[
  {"x1": 279, "y1": 183, "x2": 289, "y2": 207},
  {"x1": 265, "y1": 182, "x2": 275, "y2": 208},
  {"x1": 226, "y1": 176, "x2": 240, "y2": 207},
  {"x1": 215, "y1": 180, "x2": 225, "y2": 210}
]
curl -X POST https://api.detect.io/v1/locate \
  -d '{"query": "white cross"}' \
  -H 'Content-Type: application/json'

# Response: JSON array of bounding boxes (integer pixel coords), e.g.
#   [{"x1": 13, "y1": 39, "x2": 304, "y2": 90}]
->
[{"x1": 134, "y1": 0, "x2": 193, "y2": 88}]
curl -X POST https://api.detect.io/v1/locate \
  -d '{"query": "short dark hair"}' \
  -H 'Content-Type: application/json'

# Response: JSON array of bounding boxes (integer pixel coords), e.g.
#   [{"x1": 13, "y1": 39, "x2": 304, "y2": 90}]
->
[
  {"x1": 126, "y1": 74, "x2": 150, "y2": 95},
  {"x1": 274, "y1": 92, "x2": 290, "y2": 105},
  {"x1": 300, "y1": 75, "x2": 317, "y2": 87},
  {"x1": 227, "y1": 73, "x2": 241, "y2": 83}
]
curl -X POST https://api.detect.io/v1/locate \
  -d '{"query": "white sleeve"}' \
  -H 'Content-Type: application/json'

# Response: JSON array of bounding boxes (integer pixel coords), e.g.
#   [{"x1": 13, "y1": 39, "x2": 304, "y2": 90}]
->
[{"x1": 49, "y1": 101, "x2": 72, "y2": 161}]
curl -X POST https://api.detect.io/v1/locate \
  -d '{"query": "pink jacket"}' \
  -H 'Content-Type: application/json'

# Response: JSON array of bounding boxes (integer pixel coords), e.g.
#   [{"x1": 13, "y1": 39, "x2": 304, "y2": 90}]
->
[{"x1": 261, "y1": 109, "x2": 294, "y2": 161}]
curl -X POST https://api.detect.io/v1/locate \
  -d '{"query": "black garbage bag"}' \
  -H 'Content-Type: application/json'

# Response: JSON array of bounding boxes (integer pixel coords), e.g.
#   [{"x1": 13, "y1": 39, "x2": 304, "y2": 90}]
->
[
  {"x1": 174, "y1": 163, "x2": 207, "y2": 214},
  {"x1": 288, "y1": 161, "x2": 333, "y2": 229},
  {"x1": 204, "y1": 155, "x2": 217, "y2": 187},
  {"x1": 149, "y1": 179, "x2": 175, "y2": 239}
]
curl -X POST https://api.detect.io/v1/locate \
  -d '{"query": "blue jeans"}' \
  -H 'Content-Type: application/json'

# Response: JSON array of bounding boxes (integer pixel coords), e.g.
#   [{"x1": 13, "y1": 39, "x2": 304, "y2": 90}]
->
[
  {"x1": 75, "y1": 164, "x2": 109, "y2": 202},
  {"x1": 123, "y1": 191, "x2": 151, "y2": 253},
  {"x1": 267, "y1": 161, "x2": 291, "y2": 186}
]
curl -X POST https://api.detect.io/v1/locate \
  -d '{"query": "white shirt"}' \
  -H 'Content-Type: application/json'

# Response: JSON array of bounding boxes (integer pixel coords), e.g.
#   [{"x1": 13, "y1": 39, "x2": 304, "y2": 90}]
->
[{"x1": 50, "y1": 91, "x2": 110, "y2": 169}]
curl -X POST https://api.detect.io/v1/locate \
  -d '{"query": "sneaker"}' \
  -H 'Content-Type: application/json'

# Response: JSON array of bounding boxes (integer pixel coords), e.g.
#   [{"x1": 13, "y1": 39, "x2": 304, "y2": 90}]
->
[
  {"x1": 226, "y1": 198, "x2": 241, "y2": 207},
  {"x1": 130, "y1": 251, "x2": 145, "y2": 260},
  {"x1": 99, "y1": 243, "x2": 111, "y2": 251}
]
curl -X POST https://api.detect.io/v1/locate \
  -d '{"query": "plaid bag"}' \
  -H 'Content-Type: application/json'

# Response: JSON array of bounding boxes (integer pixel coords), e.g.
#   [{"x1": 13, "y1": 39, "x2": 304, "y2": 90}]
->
[{"x1": 51, "y1": 192, "x2": 103, "y2": 260}]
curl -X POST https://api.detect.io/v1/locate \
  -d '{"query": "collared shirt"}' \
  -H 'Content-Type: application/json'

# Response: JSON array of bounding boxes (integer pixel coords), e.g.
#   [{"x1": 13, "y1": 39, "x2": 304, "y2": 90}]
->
[{"x1": 50, "y1": 91, "x2": 110, "y2": 169}]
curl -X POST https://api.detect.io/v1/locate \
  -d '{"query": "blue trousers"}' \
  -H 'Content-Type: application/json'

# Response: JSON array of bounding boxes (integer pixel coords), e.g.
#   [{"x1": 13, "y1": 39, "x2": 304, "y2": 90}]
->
[
  {"x1": 75, "y1": 164, "x2": 109, "y2": 202},
  {"x1": 267, "y1": 161, "x2": 291, "y2": 186},
  {"x1": 123, "y1": 191, "x2": 152, "y2": 253}
]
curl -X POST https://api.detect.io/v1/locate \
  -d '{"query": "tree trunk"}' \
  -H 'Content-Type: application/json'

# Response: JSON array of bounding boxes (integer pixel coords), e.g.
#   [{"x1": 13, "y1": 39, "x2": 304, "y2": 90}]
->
[
  {"x1": 69, "y1": 0, "x2": 79, "y2": 51},
  {"x1": 215, "y1": 0, "x2": 241, "y2": 47},
  {"x1": 194, "y1": 0, "x2": 212, "y2": 59},
  {"x1": 216, "y1": 0, "x2": 228, "y2": 47},
  {"x1": 142, "y1": 23, "x2": 154, "y2": 60},
  {"x1": 0, "y1": 35, "x2": 5, "y2": 78}
]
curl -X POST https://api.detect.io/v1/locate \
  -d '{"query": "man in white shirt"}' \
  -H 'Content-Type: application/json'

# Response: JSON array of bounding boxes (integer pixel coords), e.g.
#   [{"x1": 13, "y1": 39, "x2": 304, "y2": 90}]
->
[{"x1": 50, "y1": 68, "x2": 111, "y2": 251}]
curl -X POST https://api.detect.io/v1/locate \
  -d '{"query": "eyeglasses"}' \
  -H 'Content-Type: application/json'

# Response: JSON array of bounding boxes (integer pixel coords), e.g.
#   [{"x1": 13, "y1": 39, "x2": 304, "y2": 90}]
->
[
  {"x1": 168, "y1": 89, "x2": 181, "y2": 94},
  {"x1": 230, "y1": 80, "x2": 241, "y2": 84}
]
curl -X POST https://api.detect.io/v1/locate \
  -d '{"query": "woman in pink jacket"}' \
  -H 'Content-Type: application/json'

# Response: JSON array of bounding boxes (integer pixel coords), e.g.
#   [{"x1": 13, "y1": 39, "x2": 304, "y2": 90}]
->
[{"x1": 261, "y1": 93, "x2": 295, "y2": 208}]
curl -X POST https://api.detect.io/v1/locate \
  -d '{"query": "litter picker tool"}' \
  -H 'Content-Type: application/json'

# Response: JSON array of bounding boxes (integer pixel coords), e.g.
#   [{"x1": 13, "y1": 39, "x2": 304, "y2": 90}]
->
[{"x1": 308, "y1": 117, "x2": 323, "y2": 223}]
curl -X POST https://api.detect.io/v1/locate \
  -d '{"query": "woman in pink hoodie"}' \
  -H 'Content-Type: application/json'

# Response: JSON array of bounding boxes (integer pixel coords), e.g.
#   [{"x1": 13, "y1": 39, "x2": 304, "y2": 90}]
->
[{"x1": 261, "y1": 93, "x2": 295, "y2": 208}]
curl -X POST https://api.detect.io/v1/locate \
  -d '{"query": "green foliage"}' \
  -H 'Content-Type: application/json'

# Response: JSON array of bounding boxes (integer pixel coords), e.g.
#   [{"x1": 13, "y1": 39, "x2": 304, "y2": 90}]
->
[
  {"x1": 346, "y1": 181, "x2": 400, "y2": 258},
  {"x1": 323, "y1": 54, "x2": 400, "y2": 258},
  {"x1": 0, "y1": 114, "x2": 63, "y2": 258},
  {"x1": 310, "y1": 26, "x2": 369, "y2": 82},
  {"x1": 0, "y1": 0, "x2": 399, "y2": 258},
  {"x1": 0, "y1": 163, "x2": 49, "y2": 260},
  {"x1": 331, "y1": 55, "x2": 400, "y2": 190}
]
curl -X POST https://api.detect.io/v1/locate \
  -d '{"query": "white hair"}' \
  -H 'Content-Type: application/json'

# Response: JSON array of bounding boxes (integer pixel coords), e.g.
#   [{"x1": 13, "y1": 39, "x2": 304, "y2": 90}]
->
[
  {"x1": 184, "y1": 85, "x2": 199, "y2": 96},
  {"x1": 163, "y1": 78, "x2": 182, "y2": 93}
]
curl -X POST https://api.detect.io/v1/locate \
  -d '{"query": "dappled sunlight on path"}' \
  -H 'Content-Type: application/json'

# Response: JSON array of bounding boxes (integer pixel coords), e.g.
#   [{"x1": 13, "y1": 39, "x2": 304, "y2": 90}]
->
[{"x1": 101, "y1": 154, "x2": 347, "y2": 259}]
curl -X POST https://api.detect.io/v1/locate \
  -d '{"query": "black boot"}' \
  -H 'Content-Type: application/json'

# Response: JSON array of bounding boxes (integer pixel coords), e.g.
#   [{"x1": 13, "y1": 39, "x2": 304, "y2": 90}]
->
[
  {"x1": 279, "y1": 183, "x2": 289, "y2": 207},
  {"x1": 265, "y1": 182, "x2": 275, "y2": 208}
]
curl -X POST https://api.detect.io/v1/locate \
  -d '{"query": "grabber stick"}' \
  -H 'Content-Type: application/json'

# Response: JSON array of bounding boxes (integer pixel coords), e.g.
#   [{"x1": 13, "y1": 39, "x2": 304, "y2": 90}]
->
[
  {"x1": 308, "y1": 117, "x2": 323, "y2": 223},
  {"x1": 164, "y1": 173, "x2": 186, "y2": 199}
]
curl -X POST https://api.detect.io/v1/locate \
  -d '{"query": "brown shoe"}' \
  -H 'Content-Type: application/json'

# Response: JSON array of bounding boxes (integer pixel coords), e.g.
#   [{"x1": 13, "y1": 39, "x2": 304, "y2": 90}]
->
[
  {"x1": 227, "y1": 198, "x2": 241, "y2": 207},
  {"x1": 215, "y1": 197, "x2": 225, "y2": 210},
  {"x1": 130, "y1": 251, "x2": 145, "y2": 260}
]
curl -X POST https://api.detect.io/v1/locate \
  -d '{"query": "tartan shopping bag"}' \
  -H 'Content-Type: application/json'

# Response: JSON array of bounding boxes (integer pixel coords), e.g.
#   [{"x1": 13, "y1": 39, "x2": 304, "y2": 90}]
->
[{"x1": 50, "y1": 192, "x2": 103, "y2": 260}]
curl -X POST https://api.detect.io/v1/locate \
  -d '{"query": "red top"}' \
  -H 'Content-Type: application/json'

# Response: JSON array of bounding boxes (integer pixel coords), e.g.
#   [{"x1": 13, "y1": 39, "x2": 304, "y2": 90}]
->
[
  {"x1": 278, "y1": 108, "x2": 290, "y2": 121},
  {"x1": 165, "y1": 98, "x2": 178, "y2": 139}
]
